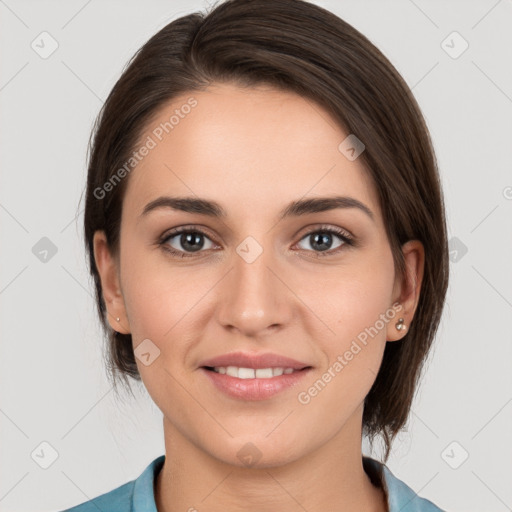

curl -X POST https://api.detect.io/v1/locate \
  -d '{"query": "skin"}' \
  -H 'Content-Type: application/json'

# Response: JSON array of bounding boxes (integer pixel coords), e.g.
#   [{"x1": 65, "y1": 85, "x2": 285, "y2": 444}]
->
[{"x1": 94, "y1": 82, "x2": 424, "y2": 512}]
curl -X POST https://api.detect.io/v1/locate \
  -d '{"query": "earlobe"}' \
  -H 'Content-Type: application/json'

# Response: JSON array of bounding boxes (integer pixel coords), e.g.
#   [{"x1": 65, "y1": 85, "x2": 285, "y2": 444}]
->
[
  {"x1": 386, "y1": 240, "x2": 425, "y2": 342},
  {"x1": 92, "y1": 230, "x2": 130, "y2": 334}
]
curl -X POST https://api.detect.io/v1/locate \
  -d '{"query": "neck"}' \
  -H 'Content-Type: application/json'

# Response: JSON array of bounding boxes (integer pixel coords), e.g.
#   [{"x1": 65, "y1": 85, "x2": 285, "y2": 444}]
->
[{"x1": 155, "y1": 404, "x2": 387, "y2": 512}]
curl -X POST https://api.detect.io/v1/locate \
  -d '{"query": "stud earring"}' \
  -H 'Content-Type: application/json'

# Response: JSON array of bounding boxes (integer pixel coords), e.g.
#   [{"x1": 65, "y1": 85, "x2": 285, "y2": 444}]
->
[
  {"x1": 395, "y1": 317, "x2": 406, "y2": 331},
  {"x1": 116, "y1": 317, "x2": 120, "y2": 322}
]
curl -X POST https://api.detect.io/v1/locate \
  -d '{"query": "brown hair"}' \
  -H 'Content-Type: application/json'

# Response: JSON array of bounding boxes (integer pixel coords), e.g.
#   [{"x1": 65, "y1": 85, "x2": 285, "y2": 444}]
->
[{"x1": 83, "y1": 0, "x2": 449, "y2": 461}]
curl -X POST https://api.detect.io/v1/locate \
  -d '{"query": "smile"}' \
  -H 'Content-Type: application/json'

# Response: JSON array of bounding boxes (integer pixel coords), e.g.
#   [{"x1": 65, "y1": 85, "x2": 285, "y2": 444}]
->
[
  {"x1": 206, "y1": 366, "x2": 300, "y2": 378},
  {"x1": 201, "y1": 366, "x2": 312, "y2": 400}
]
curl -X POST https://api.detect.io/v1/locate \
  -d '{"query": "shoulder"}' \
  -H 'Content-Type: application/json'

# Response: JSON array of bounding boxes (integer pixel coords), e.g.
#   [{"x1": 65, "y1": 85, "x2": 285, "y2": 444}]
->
[
  {"x1": 56, "y1": 455, "x2": 165, "y2": 512},
  {"x1": 56, "y1": 480, "x2": 134, "y2": 511},
  {"x1": 363, "y1": 456, "x2": 446, "y2": 512}
]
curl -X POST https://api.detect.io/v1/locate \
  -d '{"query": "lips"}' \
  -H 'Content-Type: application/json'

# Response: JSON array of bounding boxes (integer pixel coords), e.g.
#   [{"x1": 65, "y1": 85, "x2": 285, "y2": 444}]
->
[
  {"x1": 201, "y1": 366, "x2": 312, "y2": 400},
  {"x1": 199, "y1": 351, "x2": 311, "y2": 371}
]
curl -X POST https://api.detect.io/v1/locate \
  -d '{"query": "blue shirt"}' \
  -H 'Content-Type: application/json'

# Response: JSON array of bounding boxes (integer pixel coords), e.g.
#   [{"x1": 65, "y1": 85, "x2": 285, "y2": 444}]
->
[{"x1": 58, "y1": 455, "x2": 445, "y2": 511}]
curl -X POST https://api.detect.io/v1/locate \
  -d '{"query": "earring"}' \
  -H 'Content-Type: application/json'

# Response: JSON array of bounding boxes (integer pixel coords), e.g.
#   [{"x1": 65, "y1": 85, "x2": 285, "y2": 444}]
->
[
  {"x1": 395, "y1": 317, "x2": 406, "y2": 331},
  {"x1": 116, "y1": 317, "x2": 120, "y2": 322}
]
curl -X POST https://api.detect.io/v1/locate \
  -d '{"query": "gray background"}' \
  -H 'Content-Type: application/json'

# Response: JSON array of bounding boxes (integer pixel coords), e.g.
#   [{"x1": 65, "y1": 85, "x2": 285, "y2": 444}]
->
[{"x1": 1, "y1": 0, "x2": 511, "y2": 511}]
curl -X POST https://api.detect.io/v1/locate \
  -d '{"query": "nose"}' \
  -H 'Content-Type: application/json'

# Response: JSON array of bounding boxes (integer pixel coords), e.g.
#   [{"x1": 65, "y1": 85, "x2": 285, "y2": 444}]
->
[{"x1": 215, "y1": 241, "x2": 292, "y2": 337}]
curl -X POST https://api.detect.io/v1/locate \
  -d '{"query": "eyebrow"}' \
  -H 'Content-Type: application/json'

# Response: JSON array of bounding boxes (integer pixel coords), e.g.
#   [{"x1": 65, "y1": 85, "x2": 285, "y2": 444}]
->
[{"x1": 140, "y1": 195, "x2": 374, "y2": 222}]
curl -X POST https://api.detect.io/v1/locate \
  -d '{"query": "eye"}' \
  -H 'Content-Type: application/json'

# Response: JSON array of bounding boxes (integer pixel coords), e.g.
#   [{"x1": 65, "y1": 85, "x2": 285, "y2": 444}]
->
[
  {"x1": 159, "y1": 226, "x2": 217, "y2": 258},
  {"x1": 295, "y1": 226, "x2": 354, "y2": 257}
]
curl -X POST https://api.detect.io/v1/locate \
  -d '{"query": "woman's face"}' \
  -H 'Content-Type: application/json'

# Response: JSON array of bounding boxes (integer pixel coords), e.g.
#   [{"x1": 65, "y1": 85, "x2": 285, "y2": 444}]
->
[{"x1": 95, "y1": 82, "x2": 421, "y2": 468}]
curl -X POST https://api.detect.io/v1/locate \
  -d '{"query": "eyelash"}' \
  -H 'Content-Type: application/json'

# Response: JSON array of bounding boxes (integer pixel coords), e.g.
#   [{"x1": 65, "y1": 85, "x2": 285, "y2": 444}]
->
[{"x1": 158, "y1": 224, "x2": 356, "y2": 259}]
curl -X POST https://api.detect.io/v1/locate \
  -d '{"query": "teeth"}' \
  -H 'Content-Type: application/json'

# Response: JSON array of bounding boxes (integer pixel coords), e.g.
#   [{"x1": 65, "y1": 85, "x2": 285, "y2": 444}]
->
[
  {"x1": 226, "y1": 366, "x2": 239, "y2": 378},
  {"x1": 255, "y1": 368, "x2": 273, "y2": 378},
  {"x1": 213, "y1": 366, "x2": 299, "y2": 379}
]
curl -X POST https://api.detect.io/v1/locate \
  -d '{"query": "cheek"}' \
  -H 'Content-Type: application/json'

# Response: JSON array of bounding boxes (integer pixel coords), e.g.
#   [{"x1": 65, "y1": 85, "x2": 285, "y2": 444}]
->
[
  {"x1": 118, "y1": 238, "x2": 180, "y2": 339},
  {"x1": 335, "y1": 274, "x2": 395, "y2": 339},
  {"x1": 119, "y1": 241, "x2": 215, "y2": 379},
  {"x1": 300, "y1": 268, "x2": 395, "y2": 414},
  {"x1": 309, "y1": 249, "x2": 396, "y2": 342}
]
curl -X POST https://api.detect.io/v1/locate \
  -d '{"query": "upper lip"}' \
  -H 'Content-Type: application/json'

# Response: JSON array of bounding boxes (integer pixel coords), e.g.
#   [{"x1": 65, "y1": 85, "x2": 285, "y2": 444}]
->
[{"x1": 199, "y1": 351, "x2": 311, "y2": 370}]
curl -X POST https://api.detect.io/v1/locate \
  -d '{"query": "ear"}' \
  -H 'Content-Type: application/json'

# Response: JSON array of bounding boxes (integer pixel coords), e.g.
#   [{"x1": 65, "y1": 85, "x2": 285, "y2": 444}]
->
[
  {"x1": 93, "y1": 230, "x2": 130, "y2": 334},
  {"x1": 386, "y1": 240, "x2": 425, "y2": 342}
]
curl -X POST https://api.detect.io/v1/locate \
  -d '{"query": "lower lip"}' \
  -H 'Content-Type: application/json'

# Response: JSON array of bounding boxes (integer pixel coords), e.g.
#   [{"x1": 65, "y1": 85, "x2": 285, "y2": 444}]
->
[{"x1": 200, "y1": 367, "x2": 312, "y2": 401}]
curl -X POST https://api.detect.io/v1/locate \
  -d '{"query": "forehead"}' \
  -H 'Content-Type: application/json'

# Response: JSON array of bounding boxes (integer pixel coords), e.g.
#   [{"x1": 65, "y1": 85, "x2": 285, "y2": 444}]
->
[{"x1": 123, "y1": 82, "x2": 380, "y2": 223}]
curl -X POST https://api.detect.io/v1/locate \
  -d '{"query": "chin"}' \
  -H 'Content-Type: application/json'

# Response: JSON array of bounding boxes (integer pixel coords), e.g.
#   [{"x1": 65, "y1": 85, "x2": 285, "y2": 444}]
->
[{"x1": 208, "y1": 435, "x2": 304, "y2": 470}]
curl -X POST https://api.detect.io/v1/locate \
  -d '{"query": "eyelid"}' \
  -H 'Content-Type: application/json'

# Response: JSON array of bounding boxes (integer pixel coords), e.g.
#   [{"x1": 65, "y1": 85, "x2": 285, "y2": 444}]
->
[
  {"x1": 298, "y1": 223, "x2": 353, "y2": 240},
  {"x1": 159, "y1": 224, "x2": 219, "y2": 244}
]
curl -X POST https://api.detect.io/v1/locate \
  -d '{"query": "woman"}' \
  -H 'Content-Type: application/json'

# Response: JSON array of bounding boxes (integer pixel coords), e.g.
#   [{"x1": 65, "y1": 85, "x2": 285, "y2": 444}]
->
[{"x1": 60, "y1": 0, "x2": 449, "y2": 510}]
